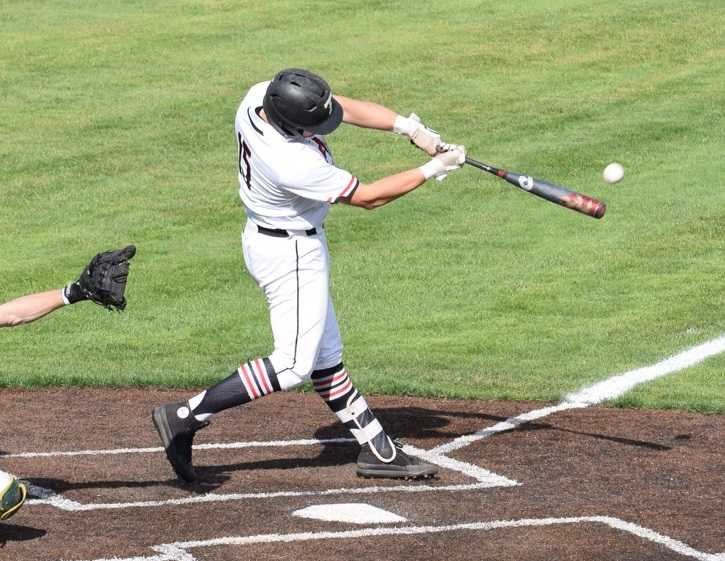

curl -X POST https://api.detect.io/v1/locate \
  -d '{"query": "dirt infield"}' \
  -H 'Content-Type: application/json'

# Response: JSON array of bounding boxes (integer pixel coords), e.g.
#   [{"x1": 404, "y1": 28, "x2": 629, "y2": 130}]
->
[{"x1": 0, "y1": 388, "x2": 723, "y2": 561}]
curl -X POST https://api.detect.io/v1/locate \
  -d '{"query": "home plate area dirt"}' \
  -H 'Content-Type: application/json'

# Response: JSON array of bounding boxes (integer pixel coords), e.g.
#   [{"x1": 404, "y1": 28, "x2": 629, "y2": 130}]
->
[{"x1": 0, "y1": 388, "x2": 722, "y2": 561}]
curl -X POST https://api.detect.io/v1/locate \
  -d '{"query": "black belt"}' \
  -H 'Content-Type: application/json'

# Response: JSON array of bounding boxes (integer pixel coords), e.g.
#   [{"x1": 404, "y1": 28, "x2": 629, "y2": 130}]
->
[{"x1": 257, "y1": 225, "x2": 319, "y2": 238}]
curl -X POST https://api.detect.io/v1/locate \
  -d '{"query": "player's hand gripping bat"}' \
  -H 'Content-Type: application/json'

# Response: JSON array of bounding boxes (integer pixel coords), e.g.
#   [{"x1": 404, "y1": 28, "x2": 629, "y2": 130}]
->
[{"x1": 464, "y1": 157, "x2": 606, "y2": 219}]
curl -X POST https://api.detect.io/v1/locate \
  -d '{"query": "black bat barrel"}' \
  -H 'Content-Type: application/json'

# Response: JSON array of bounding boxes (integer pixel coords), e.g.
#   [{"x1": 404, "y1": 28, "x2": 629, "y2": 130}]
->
[{"x1": 500, "y1": 170, "x2": 606, "y2": 218}]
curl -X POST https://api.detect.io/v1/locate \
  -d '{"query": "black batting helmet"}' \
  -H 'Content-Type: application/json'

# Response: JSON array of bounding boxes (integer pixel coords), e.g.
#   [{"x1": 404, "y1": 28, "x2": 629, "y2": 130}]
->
[{"x1": 262, "y1": 68, "x2": 343, "y2": 139}]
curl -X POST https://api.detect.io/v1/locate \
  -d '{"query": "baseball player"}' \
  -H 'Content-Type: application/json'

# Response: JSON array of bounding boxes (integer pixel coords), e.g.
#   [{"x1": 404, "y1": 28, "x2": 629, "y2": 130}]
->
[
  {"x1": 152, "y1": 68, "x2": 465, "y2": 483},
  {"x1": 0, "y1": 246, "x2": 135, "y2": 520}
]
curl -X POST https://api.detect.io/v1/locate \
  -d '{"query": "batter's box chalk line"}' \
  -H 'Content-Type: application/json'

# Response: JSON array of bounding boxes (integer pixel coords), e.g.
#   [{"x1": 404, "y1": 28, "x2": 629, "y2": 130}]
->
[
  {"x1": 52, "y1": 516, "x2": 724, "y2": 561},
  {"x1": 3, "y1": 437, "x2": 356, "y2": 459},
  {"x1": 26, "y1": 481, "x2": 505, "y2": 512},
  {"x1": 20, "y1": 438, "x2": 515, "y2": 512}
]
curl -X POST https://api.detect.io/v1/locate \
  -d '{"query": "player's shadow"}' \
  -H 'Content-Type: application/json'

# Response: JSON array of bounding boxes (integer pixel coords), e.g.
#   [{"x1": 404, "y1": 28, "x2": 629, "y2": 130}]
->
[
  {"x1": 312, "y1": 405, "x2": 504, "y2": 440},
  {"x1": 196, "y1": 405, "x2": 500, "y2": 479},
  {"x1": 196, "y1": 441, "x2": 353, "y2": 479},
  {"x1": 509, "y1": 421, "x2": 673, "y2": 451},
  {"x1": 0, "y1": 523, "x2": 46, "y2": 546},
  {"x1": 28, "y1": 471, "x2": 232, "y2": 494},
  {"x1": 348, "y1": 405, "x2": 674, "y2": 452}
]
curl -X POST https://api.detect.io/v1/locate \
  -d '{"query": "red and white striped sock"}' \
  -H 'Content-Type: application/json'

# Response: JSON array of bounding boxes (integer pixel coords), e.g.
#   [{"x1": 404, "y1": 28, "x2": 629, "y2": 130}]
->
[{"x1": 189, "y1": 357, "x2": 280, "y2": 421}]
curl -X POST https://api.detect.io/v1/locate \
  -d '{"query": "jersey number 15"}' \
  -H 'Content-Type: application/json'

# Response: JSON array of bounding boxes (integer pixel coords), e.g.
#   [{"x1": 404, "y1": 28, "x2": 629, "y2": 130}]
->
[{"x1": 237, "y1": 133, "x2": 252, "y2": 189}]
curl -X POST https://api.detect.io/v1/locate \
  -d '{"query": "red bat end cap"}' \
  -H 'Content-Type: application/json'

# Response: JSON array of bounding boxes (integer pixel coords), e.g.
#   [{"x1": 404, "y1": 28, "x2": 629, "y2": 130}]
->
[
  {"x1": 565, "y1": 194, "x2": 607, "y2": 219},
  {"x1": 591, "y1": 201, "x2": 606, "y2": 219}
]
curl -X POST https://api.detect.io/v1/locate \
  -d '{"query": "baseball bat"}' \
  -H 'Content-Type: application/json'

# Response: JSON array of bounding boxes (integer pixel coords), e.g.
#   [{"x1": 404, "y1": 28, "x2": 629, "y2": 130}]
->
[{"x1": 465, "y1": 157, "x2": 606, "y2": 219}]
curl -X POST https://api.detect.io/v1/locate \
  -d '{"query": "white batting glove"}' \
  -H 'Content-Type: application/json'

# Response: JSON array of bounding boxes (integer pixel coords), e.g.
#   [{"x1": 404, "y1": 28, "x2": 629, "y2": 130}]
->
[
  {"x1": 419, "y1": 144, "x2": 466, "y2": 182},
  {"x1": 393, "y1": 113, "x2": 444, "y2": 156}
]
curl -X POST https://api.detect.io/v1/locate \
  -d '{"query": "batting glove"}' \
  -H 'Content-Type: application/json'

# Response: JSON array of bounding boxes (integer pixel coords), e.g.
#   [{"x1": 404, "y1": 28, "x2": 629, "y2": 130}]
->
[
  {"x1": 419, "y1": 144, "x2": 466, "y2": 182},
  {"x1": 394, "y1": 113, "x2": 444, "y2": 156}
]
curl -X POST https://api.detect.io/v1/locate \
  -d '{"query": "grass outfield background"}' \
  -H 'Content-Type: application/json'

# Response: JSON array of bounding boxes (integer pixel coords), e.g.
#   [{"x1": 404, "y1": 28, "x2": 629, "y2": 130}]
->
[{"x1": 1, "y1": 0, "x2": 723, "y2": 412}]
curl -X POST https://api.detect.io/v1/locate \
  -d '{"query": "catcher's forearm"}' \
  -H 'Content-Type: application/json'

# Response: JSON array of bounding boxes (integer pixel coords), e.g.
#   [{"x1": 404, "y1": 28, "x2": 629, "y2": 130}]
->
[{"x1": 0, "y1": 289, "x2": 65, "y2": 328}]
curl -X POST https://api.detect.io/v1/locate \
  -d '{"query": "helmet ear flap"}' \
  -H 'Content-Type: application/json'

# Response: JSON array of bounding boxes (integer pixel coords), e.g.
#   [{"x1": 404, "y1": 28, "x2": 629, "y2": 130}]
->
[{"x1": 262, "y1": 91, "x2": 304, "y2": 140}]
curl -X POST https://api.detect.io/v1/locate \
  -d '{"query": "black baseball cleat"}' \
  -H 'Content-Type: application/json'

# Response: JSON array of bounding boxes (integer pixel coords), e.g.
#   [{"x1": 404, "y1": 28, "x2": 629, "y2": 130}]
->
[
  {"x1": 356, "y1": 439, "x2": 438, "y2": 480},
  {"x1": 152, "y1": 401, "x2": 209, "y2": 483}
]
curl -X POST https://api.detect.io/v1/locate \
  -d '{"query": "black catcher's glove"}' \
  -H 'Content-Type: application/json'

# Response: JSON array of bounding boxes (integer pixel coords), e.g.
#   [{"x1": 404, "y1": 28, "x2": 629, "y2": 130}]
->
[{"x1": 73, "y1": 245, "x2": 136, "y2": 311}]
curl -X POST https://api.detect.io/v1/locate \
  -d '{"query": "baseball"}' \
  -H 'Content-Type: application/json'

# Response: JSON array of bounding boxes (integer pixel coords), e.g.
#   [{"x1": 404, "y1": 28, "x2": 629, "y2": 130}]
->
[{"x1": 603, "y1": 162, "x2": 624, "y2": 184}]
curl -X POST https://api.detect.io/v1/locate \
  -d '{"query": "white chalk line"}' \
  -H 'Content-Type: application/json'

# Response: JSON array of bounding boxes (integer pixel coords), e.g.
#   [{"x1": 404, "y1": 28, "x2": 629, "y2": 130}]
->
[
  {"x1": 432, "y1": 334, "x2": 725, "y2": 455},
  {"x1": 11, "y1": 438, "x2": 516, "y2": 488},
  {"x1": 17, "y1": 438, "x2": 515, "y2": 512},
  {"x1": 404, "y1": 444, "x2": 517, "y2": 486},
  {"x1": 27, "y1": 482, "x2": 500, "y2": 512},
  {"x1": 1, "y1": 437, "x2": 355, "y2": 459},
  {"x1": 52, "y1": 515, "x2": 724, "y2": 561},
  {"x1": 565, "y1": 334, "x2": 725, "y2": 404},
  {"x1": 431, "y1": 402, "x2": 587, "y2": 455},
  {"x1": 22, "y1": 444, "x2": 515, "y2": 512}
]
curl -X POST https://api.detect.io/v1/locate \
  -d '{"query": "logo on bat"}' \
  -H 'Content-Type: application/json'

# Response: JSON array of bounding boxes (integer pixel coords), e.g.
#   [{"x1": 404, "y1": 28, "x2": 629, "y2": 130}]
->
[
  {"x1": 324, "y1": 94, "x2": 333, "y2": 115},
  {"x1": 518, "y1": 175, "x2": 535, "y2": 191}
]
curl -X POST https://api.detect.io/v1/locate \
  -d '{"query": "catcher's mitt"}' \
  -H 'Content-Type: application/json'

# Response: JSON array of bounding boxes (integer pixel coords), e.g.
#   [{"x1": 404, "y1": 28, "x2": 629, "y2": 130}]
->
[
  {"x1": 0, "y1": 472, "x2": 27, "y2": 521},
  {"x1": 76, "y1": 245, "x2": 136, "y2": 311}
]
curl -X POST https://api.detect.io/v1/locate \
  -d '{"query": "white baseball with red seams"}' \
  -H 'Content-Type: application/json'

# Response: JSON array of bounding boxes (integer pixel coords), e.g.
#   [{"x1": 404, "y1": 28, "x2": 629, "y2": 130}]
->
[{"x1": 234, "y1": 81, "x2": 356, "y2": 389}]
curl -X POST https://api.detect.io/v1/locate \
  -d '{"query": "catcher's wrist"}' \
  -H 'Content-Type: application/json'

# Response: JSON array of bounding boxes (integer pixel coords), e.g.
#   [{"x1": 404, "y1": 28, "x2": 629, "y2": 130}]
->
[
  {"x1": 419, "y1": 159, "x2": 445, "y2": 180},
  {"x1": 63, "y1": 282, "x2": 87, "y2": 305},
  {"x1": 393, "y1": 114, "x2": 416, "y2": 137}
]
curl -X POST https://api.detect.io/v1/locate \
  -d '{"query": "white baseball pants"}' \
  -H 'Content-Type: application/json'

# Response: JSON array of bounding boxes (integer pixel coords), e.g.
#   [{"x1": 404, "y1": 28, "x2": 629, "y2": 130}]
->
[{"x1": 242, "y1": 220, "x2": 343, "y2": 390}]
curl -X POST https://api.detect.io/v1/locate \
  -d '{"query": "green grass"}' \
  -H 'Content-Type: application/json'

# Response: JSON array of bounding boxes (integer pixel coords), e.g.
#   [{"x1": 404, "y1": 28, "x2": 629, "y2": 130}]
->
[{"x1": 1, "y1": 0, "x2": 724, "y2": 412}]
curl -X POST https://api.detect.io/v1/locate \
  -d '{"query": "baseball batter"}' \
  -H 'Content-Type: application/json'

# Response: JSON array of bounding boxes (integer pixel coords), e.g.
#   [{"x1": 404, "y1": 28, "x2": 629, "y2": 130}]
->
[{"x1": 153, "y1": 68, "x2": 465, "y2": 482}]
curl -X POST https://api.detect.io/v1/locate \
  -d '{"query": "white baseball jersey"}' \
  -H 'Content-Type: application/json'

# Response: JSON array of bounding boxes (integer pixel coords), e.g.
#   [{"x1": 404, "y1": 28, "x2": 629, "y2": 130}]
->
[{"x1": 234, "y1": 81, "x2": 359, "y2": 230}]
